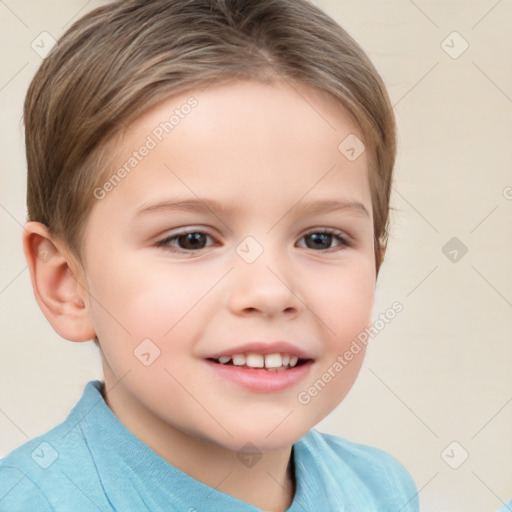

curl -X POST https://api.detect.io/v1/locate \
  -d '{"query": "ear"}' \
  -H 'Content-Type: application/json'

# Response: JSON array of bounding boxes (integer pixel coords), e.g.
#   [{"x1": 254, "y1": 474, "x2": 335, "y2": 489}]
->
[{"x1": 22, "y1": 221, "x2": 96, "y2": 342}]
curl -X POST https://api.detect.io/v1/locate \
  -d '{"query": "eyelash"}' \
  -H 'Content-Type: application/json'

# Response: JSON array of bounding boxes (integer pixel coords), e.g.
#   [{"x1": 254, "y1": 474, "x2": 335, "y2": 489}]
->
[{"x1": 154, "y1": 228, "x2": 352, "y2": 255}]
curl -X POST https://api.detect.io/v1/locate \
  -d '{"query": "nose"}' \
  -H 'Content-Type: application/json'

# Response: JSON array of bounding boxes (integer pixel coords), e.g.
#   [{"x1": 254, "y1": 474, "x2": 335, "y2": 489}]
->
[{"x1": 227, "y1": 245, "x2": 303, "y2": 319}]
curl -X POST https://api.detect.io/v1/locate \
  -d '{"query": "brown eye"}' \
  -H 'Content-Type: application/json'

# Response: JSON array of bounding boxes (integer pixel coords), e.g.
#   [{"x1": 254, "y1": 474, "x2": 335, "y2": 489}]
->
[
  {"x1": 175, "y1": 232, "x2": 208, "y2": 250},
  {"x1": 155, "y1": 230, "x2": 215, "y2": 253}
]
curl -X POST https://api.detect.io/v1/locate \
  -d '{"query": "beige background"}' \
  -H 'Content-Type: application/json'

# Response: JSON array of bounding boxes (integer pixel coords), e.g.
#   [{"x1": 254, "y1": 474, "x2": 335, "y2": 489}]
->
[{"x1": 1, "y1": 1, "x2": 511, "y2": 511}]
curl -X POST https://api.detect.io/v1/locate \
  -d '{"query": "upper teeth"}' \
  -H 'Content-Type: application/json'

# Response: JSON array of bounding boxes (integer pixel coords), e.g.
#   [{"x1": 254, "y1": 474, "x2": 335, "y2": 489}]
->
[{"x1": 216, "y1": 353, "x2": 300, "y2": 369}]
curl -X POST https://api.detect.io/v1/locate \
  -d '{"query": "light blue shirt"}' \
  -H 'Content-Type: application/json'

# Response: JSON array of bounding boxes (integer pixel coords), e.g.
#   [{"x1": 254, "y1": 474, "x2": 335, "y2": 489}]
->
[
  {"x1": 0, "y1": 380, "x2": 419, "y2": 511},
  {"x1": 499, "y1": 500, "x2": 512, "y2": 511}
]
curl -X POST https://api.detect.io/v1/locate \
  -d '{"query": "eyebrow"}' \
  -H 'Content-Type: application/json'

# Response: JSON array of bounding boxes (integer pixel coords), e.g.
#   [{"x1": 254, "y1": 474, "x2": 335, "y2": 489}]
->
[
  {"x1": 133, "y1": 197, "x2": 370, "y2": 220},
  {"x1": 289, "y1": 198, "x2": 370, "y2": 218}
]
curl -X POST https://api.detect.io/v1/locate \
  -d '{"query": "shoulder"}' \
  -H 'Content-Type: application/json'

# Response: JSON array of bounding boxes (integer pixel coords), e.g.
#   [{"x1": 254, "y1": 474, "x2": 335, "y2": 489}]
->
[
  {"x1": 300, "y1": 429, "x2": 419, "y2": 510},
  {"x1": 307, "y1": 429, "x2": 413, "y2": 477},
  {"x1": 0, "y1": 381, "x2": 104, "y2": 512},
  {"x1": 0, "y1": 436, "x2": 58, "y2": 512},
  {"x1": 498, "y1": 500, "x2": 512, "y2": 512}
]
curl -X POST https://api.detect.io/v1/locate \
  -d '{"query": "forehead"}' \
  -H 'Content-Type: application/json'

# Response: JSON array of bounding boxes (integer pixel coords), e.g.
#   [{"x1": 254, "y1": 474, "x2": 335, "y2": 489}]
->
[{"x1": 89, "y1": 79, "x2": 371, "y2": 229}]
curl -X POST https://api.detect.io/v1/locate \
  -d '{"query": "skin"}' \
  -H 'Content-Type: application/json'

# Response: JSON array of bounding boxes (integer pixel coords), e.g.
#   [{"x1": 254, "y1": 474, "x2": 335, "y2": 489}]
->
[{"x1": 24, "y1": 79, "x2": 379, "y2": 511}]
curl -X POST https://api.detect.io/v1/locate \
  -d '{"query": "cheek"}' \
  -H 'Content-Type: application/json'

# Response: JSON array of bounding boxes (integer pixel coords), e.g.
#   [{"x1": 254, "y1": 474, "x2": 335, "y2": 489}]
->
[
  {"x1": 85, "y1": 257, "x2": 203, "y2": 344},
  {"x1": 308, "y1": 260, "x2": 376, "y2": 342},
  {"x1": 310, "y1": 263, "x2": 374, "y2": 408}
]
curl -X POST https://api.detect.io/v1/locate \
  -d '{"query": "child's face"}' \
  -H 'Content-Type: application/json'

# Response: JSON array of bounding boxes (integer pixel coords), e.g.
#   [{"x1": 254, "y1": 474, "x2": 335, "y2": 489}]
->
[{"x1": 77, "y1": 79, "x2": 376, "y2": 452}]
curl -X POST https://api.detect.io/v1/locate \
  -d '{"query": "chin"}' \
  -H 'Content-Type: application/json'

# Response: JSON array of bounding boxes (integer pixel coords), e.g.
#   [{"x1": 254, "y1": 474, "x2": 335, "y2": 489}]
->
[{"x1": 220, "y1": 421, "x2": 312, "y2": 453}]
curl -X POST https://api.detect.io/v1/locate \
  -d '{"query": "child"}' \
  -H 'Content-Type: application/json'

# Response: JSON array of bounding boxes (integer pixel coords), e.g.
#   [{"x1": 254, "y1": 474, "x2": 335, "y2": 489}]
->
[{"x1": 0, "y1": 0, "x2": 419, "y2": 510}]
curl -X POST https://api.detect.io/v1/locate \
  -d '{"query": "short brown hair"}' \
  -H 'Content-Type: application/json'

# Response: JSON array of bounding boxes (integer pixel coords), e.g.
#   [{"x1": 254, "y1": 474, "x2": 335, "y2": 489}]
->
[{"x1": 24, "y1": 0, "x2": 396, "y2": 277}]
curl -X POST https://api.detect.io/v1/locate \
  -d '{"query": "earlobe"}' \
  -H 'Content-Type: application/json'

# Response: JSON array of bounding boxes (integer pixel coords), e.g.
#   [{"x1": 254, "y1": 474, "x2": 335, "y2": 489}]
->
[{"x1": 22, "y1": 221, "x2": 96, "y2": 342}]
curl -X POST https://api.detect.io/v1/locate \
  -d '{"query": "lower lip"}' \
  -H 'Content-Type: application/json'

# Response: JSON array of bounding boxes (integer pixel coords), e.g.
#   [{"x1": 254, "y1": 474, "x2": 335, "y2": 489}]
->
[{"x1": 204, "y1": 360, "x2": 314, "y2": 393}]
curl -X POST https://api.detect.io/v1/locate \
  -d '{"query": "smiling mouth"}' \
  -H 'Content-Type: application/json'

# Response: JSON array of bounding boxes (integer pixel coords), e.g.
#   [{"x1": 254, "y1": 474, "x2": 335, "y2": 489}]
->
[{"x1": 206, "y1": 353, "x2": 311, "y2": 372}]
